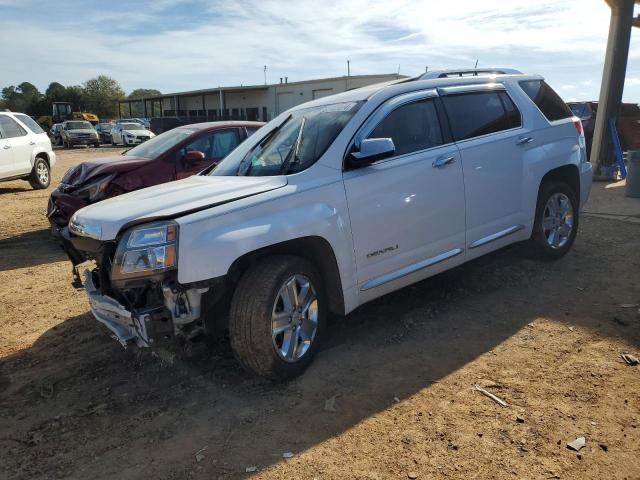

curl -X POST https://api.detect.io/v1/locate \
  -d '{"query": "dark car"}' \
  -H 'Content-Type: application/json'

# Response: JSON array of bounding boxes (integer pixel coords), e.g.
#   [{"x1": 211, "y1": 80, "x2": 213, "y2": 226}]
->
[
  {"x1": 150, "y1": 116, "x2": 190, "y2": 135},
  {"x1": 60, "y1": 120, "x2": 100, "y2": 148},
  {"x1": 49, "y1": 123, "x2": 63, "y2": 146},
  {"x1": 48, "y1": 121, "x2": 264, "y2": 249},
  {"x1": 95, "y1": 122, "x2": 114, "y2": 144},
  {"x1": 568, "y1": 101, "x2": 640, "y2": 155}
]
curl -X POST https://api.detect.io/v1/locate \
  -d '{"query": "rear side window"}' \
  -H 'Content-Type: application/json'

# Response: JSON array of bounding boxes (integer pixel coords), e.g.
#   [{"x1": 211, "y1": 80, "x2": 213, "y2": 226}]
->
[
  {"x1": 519, "y1": 80, "x2": 573, "y2": 121},
  {"x1": 368, "y1": 99, "x2": 443, "y2": 156},
  {"x1": 14, "y1": 114, "x2": 44, "y2": 134},
  {"x1": 0, "y1": 116, "x2": 27, "y2": 138},
  {"x1": 442, "y1": 91, "x2": 521, "y2": 141}
]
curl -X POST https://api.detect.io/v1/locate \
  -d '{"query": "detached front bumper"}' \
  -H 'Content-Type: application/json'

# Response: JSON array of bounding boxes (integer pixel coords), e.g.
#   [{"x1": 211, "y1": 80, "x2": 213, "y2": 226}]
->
[{"x1": 83, "y1": 270, "x2": 174, "y2": 348}]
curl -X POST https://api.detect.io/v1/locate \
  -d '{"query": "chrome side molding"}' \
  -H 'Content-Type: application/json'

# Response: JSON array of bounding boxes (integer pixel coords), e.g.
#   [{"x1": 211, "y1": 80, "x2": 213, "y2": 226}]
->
[
  {"x1": 360, "y1": 247, "x2": 464, "y2": 291},
  {"x1": 469, "y1": 224, "x2": 524, "y2": 249}
]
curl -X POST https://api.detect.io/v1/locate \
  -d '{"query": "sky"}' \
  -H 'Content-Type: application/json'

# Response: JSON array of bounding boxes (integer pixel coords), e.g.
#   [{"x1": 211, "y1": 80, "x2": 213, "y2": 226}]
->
[{"x1": 1, "y1": 0, "x2": 639, "y2": 102}]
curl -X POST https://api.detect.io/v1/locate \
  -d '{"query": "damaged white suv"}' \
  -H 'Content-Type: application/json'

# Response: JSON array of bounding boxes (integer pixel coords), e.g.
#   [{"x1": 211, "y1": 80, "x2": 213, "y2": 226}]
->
[{"x1": 64, "y1": 69, "x2": 592, "y2": 379}]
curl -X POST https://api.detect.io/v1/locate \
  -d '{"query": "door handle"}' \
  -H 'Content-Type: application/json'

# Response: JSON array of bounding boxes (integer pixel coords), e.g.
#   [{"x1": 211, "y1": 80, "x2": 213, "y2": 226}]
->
[
  {"x1": 2, "y1": 145, "x2": 10, "y2": 150},
  {"x1": 29, "y1": 141, "x2": 36, "y2": 145},
  {"x1": 432, "y1": 156, "x2": 455, "y2": 168},
  {"x1": 516, "y1": 136, "x2": 533, "y2": 145}
]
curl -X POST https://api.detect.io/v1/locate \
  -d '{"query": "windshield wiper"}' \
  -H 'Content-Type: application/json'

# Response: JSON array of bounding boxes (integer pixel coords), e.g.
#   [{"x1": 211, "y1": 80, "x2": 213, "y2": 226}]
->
[
  {"x1": 237, "y1": 113, "x2": 292, "y2": 176},
  {"x1": 280, "y1": 117, "x2": 305, "y2": 175}
]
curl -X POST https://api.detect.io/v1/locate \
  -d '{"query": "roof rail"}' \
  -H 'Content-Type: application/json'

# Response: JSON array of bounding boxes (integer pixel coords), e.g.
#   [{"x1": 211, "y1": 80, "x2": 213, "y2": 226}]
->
[{"x1": 419, "y1": 68, "x2": 522, "y2": 80}]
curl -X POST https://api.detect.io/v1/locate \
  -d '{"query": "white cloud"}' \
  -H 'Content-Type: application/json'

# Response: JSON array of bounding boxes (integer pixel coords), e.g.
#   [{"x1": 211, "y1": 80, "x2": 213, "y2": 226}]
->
[{"x1": 0, "y1": 0, "x2": 639, "y2": 101}]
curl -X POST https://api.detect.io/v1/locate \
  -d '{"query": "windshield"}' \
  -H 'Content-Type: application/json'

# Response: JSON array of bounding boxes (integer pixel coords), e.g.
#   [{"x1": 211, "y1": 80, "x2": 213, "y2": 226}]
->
[
  {"x1": 125, "y1": 127, "x2": 193, "y2": 158},
  {"x1": 66, "y1": 121, "x2": 92, "y2": 129},
  {"x1": 121, "y1": 123, "x2": 144, "y2": 130},
  {"x1": 212, "y1": 101, "x2": 363, "y2": 176}
]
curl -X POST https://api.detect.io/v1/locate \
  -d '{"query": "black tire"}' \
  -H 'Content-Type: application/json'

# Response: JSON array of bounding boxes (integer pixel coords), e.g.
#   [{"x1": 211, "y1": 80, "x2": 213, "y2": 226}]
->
[
  {"x1": 28, "y1": 157, "x2": 50, "y2": 189},
  {"x1": 94, "y1": 142, "x2": 100, "y2": 148},
  {"x1": 527, "y1": 180, "x2": 579, "y2": 260},
  {"x1": 228, "y1": 255, "x2": 327, "y2": 380}
]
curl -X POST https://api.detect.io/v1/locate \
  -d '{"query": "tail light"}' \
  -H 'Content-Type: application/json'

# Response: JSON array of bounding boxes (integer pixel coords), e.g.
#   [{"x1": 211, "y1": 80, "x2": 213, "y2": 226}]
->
[{"x1": 573, "y1": 117, "x2": 584, "y2": 136}]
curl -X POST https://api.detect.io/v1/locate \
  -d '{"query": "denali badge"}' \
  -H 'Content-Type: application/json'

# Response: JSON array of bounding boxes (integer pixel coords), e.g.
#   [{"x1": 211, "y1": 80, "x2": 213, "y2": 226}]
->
[{"x1": 366, "y1": 244, "x2": 399, "y2": 258}]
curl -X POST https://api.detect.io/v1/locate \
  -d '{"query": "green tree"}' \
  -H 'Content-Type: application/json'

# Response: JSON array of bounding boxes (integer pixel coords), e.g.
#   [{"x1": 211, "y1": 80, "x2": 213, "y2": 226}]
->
[
  {"x1": 128, "y1": 88, "x2": 161, "y2": 99},
  {"x1": 1, "y1": 83, "x2": 43, "y2": 114},
  {"x1": 45, "y1": 82, "x2": 67, "y2": 101},
  {"x1": 82, "y1": 75, "x2": 125, "y2": 118},
  {"x1": 127, "y1": 88, "x2": 161, "y2": 116}
]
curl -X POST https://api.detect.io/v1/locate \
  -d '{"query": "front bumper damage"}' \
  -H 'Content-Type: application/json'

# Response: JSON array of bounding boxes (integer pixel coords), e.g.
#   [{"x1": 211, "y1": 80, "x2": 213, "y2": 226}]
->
[{"x1": 83, "y1": 269, "x2": 210, "y2": 348}]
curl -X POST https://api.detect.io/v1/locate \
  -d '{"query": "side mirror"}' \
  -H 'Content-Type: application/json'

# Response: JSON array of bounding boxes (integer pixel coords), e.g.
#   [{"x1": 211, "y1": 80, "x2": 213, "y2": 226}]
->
[
  {"x1": 184, "y1": 150, "x2": 205, "y2": 164},
  {"x1": 348, "y1": 138, "x2": 395, "y2": 168}
]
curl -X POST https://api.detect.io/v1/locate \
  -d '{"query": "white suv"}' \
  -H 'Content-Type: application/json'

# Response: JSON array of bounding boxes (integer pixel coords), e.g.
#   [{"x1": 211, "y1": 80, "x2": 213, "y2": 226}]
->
[
  {"x1": 64, "y1": 69, "x2": 592, "y2": 379},
  {"x1": 0, "y1": 112, "x2": 56, "y2": 189}
]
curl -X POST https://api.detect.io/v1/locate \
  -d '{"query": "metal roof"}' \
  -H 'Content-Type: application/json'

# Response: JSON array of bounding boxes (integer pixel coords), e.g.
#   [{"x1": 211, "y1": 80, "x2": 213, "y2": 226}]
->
[{"x1": 131, "y1": 73, "x2": 404, "y2": 101}]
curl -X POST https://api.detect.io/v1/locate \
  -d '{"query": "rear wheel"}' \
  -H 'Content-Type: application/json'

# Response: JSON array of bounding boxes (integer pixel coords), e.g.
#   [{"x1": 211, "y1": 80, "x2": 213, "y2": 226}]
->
[
  {"x1": 228, "y1": 255, "x2": 326, "y2": 380},
  {"x1": 527, "y1": 181, "x2": 578, "y2": 260},
  {"x1": 29, "y1": 157, "x2": 50, "y2": 189}
]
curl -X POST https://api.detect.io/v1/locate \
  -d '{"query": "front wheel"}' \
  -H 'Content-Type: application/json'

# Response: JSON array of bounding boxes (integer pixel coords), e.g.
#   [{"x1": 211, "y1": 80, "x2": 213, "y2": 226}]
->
[
  {"x1": 228, "y1": 255, "x2": 326, "y2": 380},
  {"x1": 527, "y1": 181, "x2": 579, "y2": 260},
  {"x1": 29, "y1": 157, "x2": 50, "y2": 189}
]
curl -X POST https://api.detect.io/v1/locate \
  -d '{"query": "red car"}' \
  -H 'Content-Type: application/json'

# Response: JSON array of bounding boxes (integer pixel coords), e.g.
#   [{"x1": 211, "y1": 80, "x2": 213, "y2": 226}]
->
[
  {"x1": 48, "y1": 121, "x2": 264, "y2": 252},
  {"x1": 568, "y1": 101, "x2": 640, "y2": 155}
]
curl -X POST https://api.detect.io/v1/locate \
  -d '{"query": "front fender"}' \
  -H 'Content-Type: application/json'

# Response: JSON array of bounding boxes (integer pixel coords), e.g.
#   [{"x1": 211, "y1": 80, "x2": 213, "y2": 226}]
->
[
  {"x1": 175, "y1": 181, "x2": 356, "y2": 302},
  {"x1": 30, "y1": 146, "x2": 55, "y2": 168}
]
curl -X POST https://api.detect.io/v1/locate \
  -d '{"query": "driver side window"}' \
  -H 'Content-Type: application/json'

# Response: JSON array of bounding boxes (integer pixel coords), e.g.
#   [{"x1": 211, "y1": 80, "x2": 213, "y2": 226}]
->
[{"x1": 368, "y1": 99, "x2": 443, "y2": 157}]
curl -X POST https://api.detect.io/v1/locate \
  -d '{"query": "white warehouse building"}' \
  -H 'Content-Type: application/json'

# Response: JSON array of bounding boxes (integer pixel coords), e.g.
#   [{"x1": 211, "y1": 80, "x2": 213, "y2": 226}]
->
[{"x1": 118, "y1": 73, "x2": 405, "y2": 122}]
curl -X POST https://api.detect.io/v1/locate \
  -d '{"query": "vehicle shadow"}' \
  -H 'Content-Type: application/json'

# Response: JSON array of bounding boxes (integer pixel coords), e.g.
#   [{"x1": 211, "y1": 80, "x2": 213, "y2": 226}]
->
[
  {"x1": 0, "y1": 185, "x2": 32, "y2": 194},
  {"x1": 0, "y1": 216, "x2": 638, "y2": 479},
  {"x1": 0, "y1": 228, "x2": 68, "y2": 272}
]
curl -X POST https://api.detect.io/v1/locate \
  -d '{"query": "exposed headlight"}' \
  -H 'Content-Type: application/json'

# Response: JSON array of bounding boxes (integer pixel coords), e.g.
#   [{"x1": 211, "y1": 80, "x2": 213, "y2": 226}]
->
[
  {"x1": 76, "y1": 174, "x2": 114, "y2": 202},
  {"x1": 112, "y1": 222, "x2": 178, "y2": 279}
]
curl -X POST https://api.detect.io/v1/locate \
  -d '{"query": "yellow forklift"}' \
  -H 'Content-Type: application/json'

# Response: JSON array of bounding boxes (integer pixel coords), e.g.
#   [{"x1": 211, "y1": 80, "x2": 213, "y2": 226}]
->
[{"x1": 37, "y1": 102, "x2": 99, "y2": 130}]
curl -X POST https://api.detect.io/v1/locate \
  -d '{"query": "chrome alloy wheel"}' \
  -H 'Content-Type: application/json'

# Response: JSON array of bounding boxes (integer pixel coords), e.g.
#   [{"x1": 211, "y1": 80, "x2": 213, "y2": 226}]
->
[
  {"x1": 271, "y1": 274, "x2": 318, "y2": 362},
  {"x1": 37, "y1": 162, "x2": 49, "y2": 185},
  {"x1": 542, "y1": 192, "x2": 574, "y2": 249}
]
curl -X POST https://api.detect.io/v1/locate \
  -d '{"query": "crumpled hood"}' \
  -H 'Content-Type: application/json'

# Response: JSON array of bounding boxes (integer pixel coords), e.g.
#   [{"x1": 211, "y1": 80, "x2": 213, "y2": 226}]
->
[
  {"x1": 71, "y1": 175, "x2": 288, "y2": 241},
  {"x1": 61, "y1": 155, "x2": 151, "y2": 186}
]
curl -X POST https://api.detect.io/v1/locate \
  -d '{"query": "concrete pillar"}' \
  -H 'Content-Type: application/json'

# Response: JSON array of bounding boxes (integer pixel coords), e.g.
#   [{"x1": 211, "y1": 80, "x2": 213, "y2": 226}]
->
[{"x1": 591, "y1": 0, "x2": 636, "y2": 175}]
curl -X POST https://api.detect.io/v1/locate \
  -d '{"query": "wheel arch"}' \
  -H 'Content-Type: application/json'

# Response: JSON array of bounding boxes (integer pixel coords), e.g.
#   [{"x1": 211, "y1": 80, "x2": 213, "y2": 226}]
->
[
  {"x1": 35, "y1": 151, "x2": 50, "y2": 165},
  {"x1": 538, "y1": 164, "x2": 580, "y2": 204},
  {"x1": 226, "y1": 236, "x2": 345, "y2": 316}
]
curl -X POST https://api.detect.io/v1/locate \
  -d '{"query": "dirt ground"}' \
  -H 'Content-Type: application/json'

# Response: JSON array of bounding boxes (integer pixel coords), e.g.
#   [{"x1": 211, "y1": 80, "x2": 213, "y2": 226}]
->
[{"x1": 1, "y1": 147, "x2": 639, "y2": 480}]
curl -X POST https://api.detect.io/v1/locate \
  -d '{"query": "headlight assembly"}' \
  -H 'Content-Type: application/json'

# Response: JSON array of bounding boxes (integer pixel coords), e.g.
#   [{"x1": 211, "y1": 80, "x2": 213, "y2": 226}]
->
[
  {"x1": 112, "y1": 222, "x2": 178, "y2": 280},
  {"x1": 76, "y1": 174, "x2": 114, "y2": 202}
]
